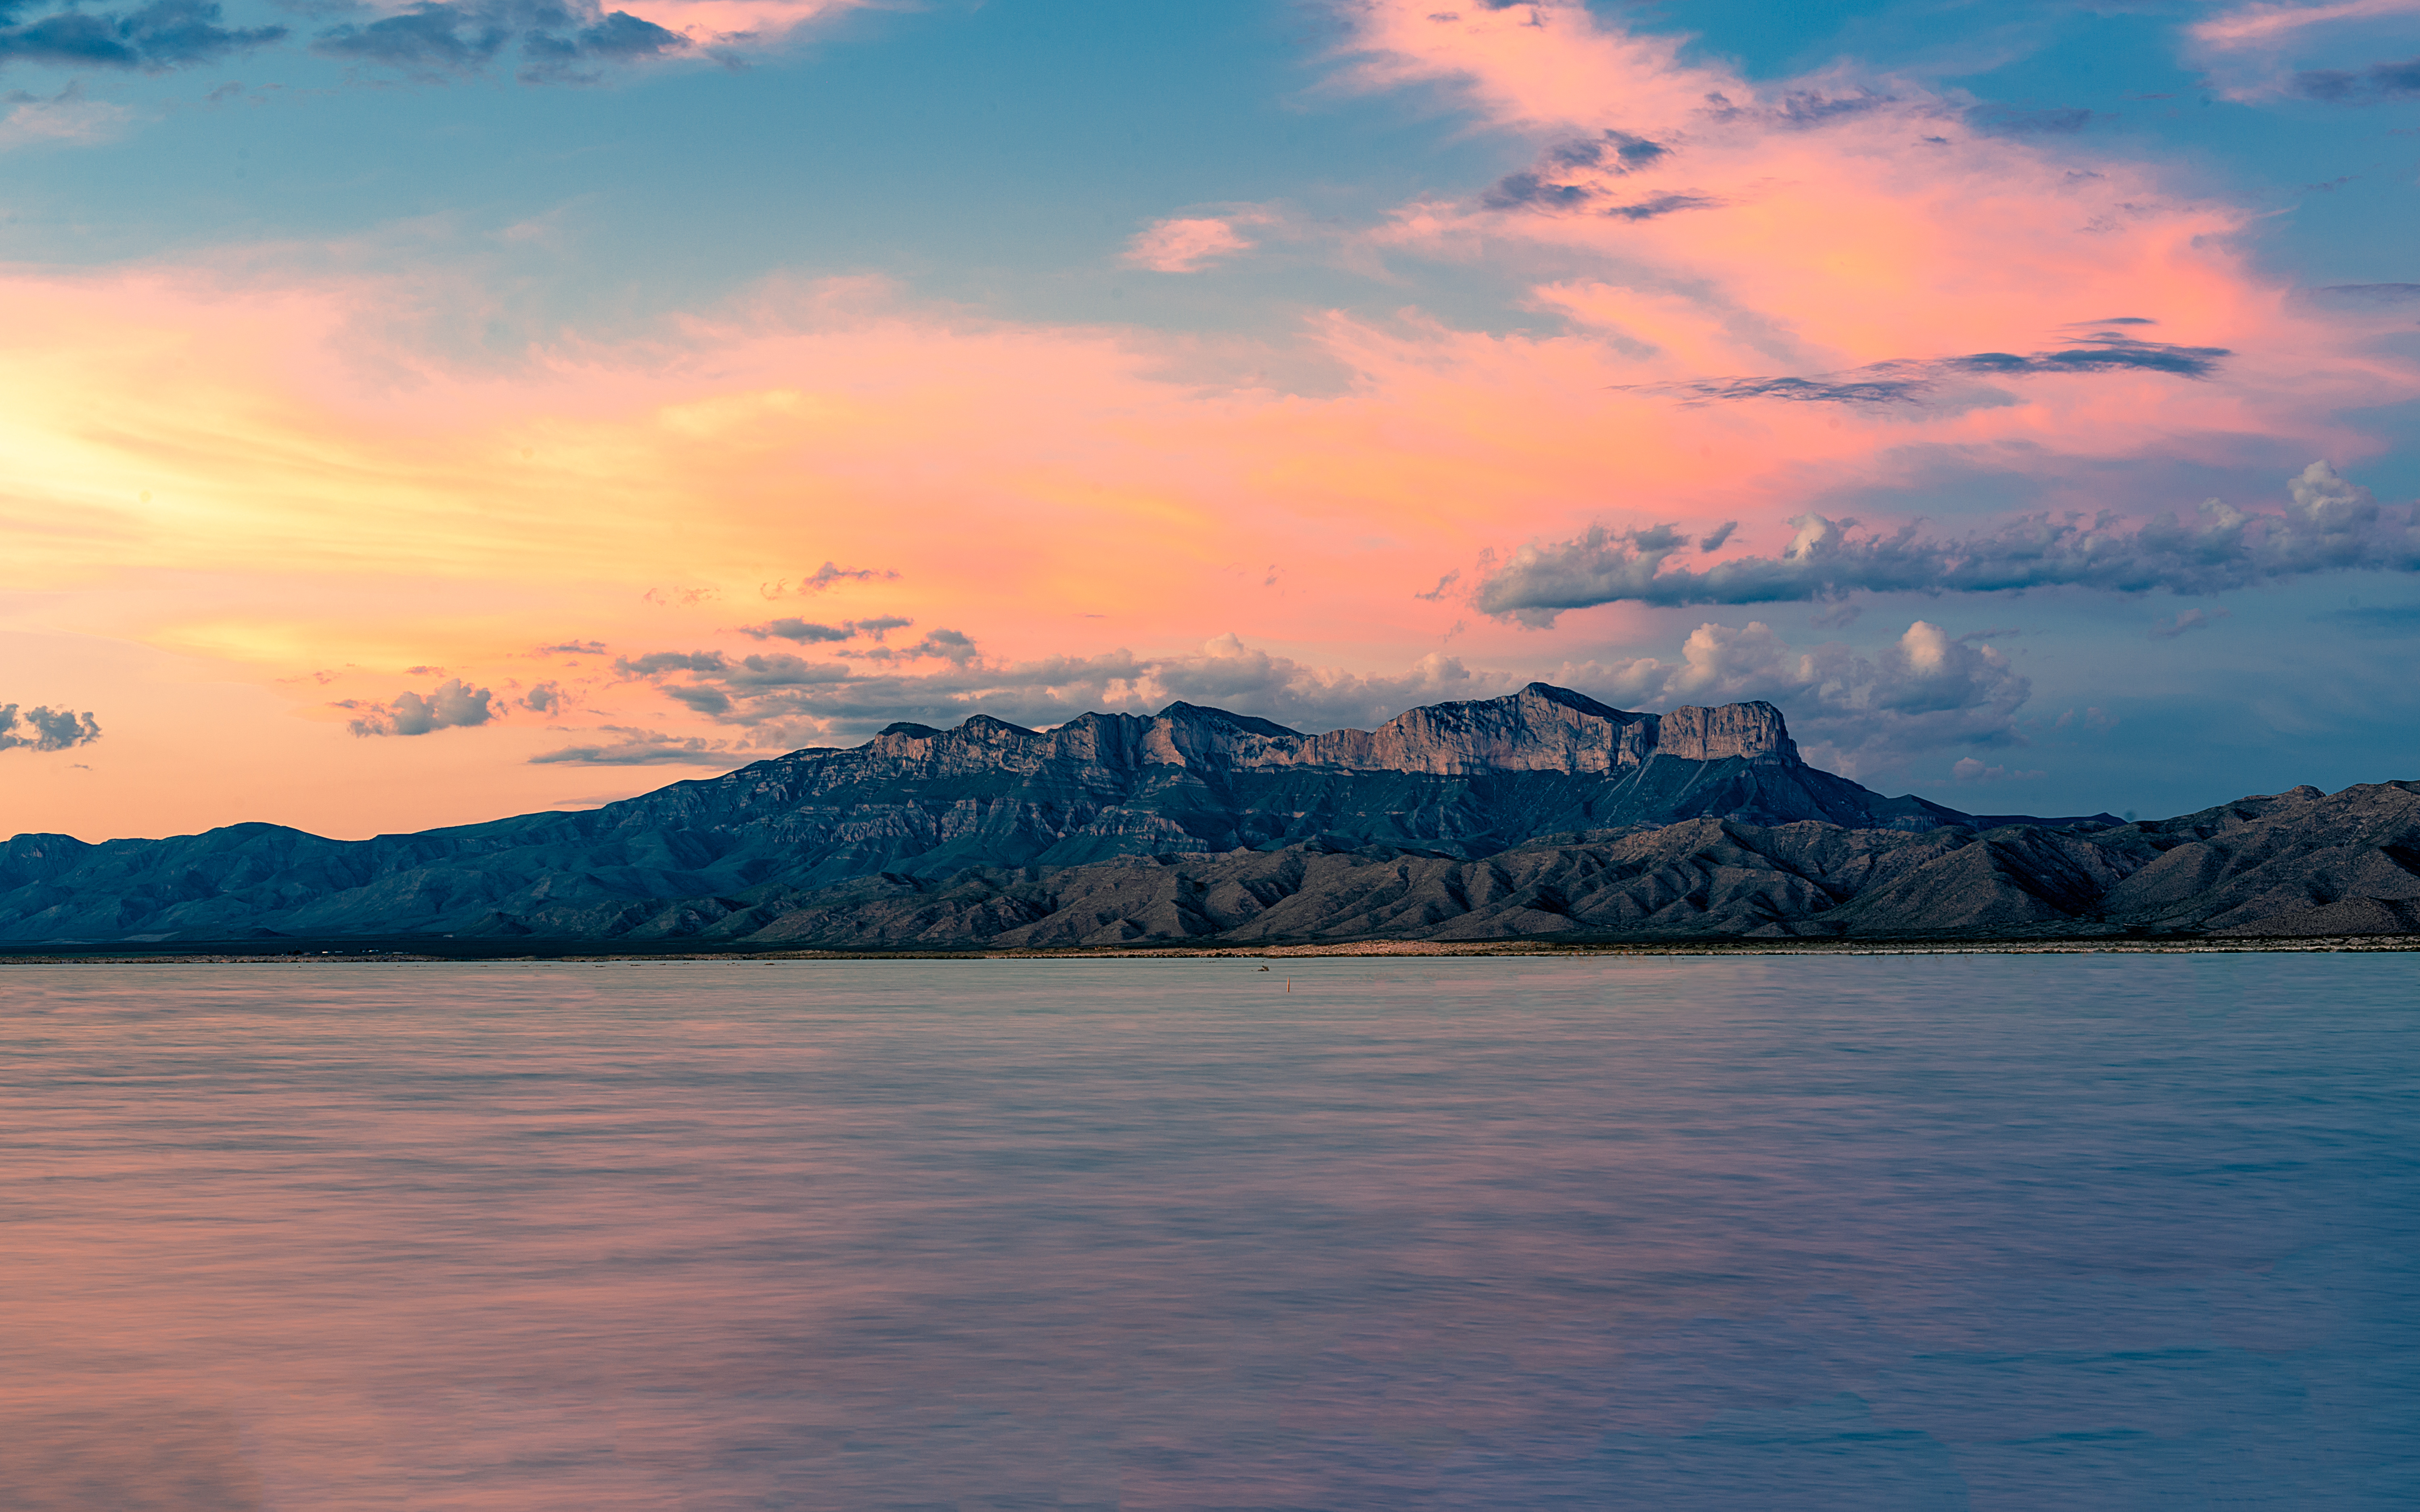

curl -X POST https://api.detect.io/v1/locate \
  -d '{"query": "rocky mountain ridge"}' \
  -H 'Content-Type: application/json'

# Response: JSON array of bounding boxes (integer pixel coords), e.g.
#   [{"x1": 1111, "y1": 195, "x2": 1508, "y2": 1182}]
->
[
  {"x1": 867, "y1": 683, "x2": 1798, "y2": 778},
  {"x1": 22, "y1": 680, "x2": 2359, "y2": 949}
]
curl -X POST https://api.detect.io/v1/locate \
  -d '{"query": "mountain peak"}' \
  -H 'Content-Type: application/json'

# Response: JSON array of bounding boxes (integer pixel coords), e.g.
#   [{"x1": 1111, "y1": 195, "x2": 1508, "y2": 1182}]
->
[
  {"x1": 1153, "y1": 701, "x2": 1301, "y2": 738},
  {"x1": 1513, "y1": 681, "x2": 1633, "y2": 719}
]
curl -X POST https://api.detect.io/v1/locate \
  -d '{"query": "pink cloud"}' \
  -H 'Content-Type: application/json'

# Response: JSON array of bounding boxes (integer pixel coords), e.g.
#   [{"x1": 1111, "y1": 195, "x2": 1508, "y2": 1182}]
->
[
  {"x1": 332, "y1": 0, "x2": 870, "y2": 54},
  {"x1": 2189, "y1": 0, "x2": 2420, "y2": 50},
  {"x1": 611, "y1": 0, "x2": 866, "y2": 44},
  {"x1": 1123, "y1": 215, "x2": 1260, "y2": 273}
]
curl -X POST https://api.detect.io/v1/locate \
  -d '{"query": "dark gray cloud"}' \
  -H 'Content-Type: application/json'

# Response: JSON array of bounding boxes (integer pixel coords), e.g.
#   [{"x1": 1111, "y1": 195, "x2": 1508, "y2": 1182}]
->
[
  {"x1": 528, "y1": 726, "x2": 749, "y2": 767},
  {"x1": 738, "y1": 614, "x2": 915, "y2": 644},
  {"x1": 1481, "y1": 175, "x2": 1713, "y2": 216},
  {"x1": 521, "y1": 680, "x2": 563, "y2": 713},
  {"x1": 1482, "y1": 126, "x2": 1685, "y2": 214},
  {"x1": 1604, "y1": 192, "x2": 1719, "y2": 222},
  {"x1": 536, "y1": 639, "x2": 607, "y2": 655},
  {"x1": 1485, "y1": 178, "x2": 1715, "y2": 219},
  {"x1": 0, "y1": 703, "x2": 100, "y2": 753},
  {"x1": 742, "y1": 618, "x2": 854, "y2": 643},
  {"x1": 1474, "y1": 462, "x2": 2420, "y2": 624},
  {"x1": 774, "y1": 560, "x2": 899, "y2": 595},
  {"x1": 1700, "y1": 88, "x2": 1893, "y2": 129},
  {"x1": 312, "y1": 0, "x2": 682, "y2": 83},
  {"x1": 1771, "y1": 88, "x2": 1894, "y2": 126},
  {"x1": 1546, "y1": 129, "x2": 1668, "y2": 172},
  {"x1": 842, "y1": 629, "x2": 978, "y2": 665},
  {"x1": 2295, "y1": 56, "x2": 2420, "y2": 103},
  {"x1": 1483, "y1": 171, "x2": 1593, "y2": 211},
  {"x1": 1622, "y1": 330, "x2": 2231, "y2": 407},
  {"x1": 720, "y1": 652, "x2": 853, "y2": 689},
  {"x1": 0, "y1": 0, "x2": 284, "y2": 70},
  {"x1": 613, "y1": 650, "x2": 725, "y2": 676},
  {"x1": 341, "y1": 678, "x2": 496, "y2": 736},
  {"x1": 910, "y1": 627, "x2": 976, "y2": 663}
]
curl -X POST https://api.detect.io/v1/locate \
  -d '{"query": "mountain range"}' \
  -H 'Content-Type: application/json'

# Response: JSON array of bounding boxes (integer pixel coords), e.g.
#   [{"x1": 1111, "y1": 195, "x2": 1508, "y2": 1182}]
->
[{"x1": 4, "y1": 683, "x2": 2413, "y2": 948}]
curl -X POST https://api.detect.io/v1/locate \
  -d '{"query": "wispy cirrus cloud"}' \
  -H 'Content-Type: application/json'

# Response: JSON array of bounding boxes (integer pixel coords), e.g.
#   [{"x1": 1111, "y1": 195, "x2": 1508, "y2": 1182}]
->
[
  {"x1": 2185, "y1": 0, "x2": 2420, "y2": 98},
  {"x1": 2189, "y1": 0, "x2": 2420, "y2": 50},
  {"x1": 1619, "y1": 331, "x2": 2233, "y2": 407}
]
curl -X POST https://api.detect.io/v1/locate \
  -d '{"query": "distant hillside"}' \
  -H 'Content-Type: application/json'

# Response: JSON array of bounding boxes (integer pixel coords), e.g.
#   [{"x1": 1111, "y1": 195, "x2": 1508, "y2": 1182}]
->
[
  {"x1": 59, "y1": 681, "x2": 2420, "y2": 950},
  {"x1": 627, "y1": 780, "x2": 2415, "y2": 949}
]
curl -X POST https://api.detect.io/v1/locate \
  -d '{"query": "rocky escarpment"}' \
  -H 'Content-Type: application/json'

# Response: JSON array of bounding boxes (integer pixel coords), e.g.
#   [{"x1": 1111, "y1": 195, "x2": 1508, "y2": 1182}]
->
[
  {"x1": 1, "y1": 683, "x2": 2114, "y2": 945},
  {"x1": 1047, "y1": 682, "x2": 1795, "y2": 775}
]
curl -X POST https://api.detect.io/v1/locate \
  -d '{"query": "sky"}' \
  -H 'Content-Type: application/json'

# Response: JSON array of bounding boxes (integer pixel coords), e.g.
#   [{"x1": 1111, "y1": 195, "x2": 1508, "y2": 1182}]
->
[{"x1": 2, "y1": 0, "x2": 2418, "y2": 842}]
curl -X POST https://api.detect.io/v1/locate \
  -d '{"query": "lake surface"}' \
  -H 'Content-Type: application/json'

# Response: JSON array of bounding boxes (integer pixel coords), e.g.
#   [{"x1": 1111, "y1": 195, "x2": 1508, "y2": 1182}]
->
[{"x1": 0, "y1": 955, "x2": 2413, "y2": 1510}]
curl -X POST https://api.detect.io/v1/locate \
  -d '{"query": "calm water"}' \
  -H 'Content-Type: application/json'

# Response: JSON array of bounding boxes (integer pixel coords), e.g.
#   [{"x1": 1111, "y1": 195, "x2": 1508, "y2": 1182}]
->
[{"x1": 0, "y1": 955, "x2": 2413, "y2": 1510}]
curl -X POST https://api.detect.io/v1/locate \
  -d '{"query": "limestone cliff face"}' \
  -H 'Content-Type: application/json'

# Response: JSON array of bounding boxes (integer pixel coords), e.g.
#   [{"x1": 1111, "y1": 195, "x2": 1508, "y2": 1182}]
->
[
  {"x1": 823, "y1": 683, "x2": 1792, "y2": 785},
  {"x1": 1652, "y1": 701, "x2": 1795, "y2": 763},
  {"x1": 1228, "y1": 684, "x2": 1662, "y2": 775},
  {"x1": 1256, "y1": 684, "x2": 1794, "y2": 774}
]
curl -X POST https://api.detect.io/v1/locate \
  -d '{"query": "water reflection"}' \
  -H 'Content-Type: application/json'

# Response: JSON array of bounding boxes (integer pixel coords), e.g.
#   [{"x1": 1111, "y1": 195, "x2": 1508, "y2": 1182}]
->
[{"x1": 0, "y1": 956, "x2": 2411, "y2": 1508}]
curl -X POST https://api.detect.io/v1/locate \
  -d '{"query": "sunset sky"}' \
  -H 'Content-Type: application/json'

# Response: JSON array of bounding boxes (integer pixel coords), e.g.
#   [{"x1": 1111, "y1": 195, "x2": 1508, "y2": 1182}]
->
[{"x1": 4, "y1": 0, "x2": 2417, "y2": 841}]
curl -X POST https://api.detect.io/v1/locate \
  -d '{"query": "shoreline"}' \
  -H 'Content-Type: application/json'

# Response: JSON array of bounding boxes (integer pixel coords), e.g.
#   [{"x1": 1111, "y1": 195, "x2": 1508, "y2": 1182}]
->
[{"x1": 4, "y1": 934, "x2": 2416, "y2": 964}]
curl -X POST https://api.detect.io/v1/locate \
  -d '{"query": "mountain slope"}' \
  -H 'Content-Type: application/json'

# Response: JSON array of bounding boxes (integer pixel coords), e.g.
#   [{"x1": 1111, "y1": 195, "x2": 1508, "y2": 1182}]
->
[
  {"x1": 476, "y1": 780, "x2": 2419, "y2": 948},
  {"x1": 2, "y1": 682, "x2": 2133, "y2": 945}
]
